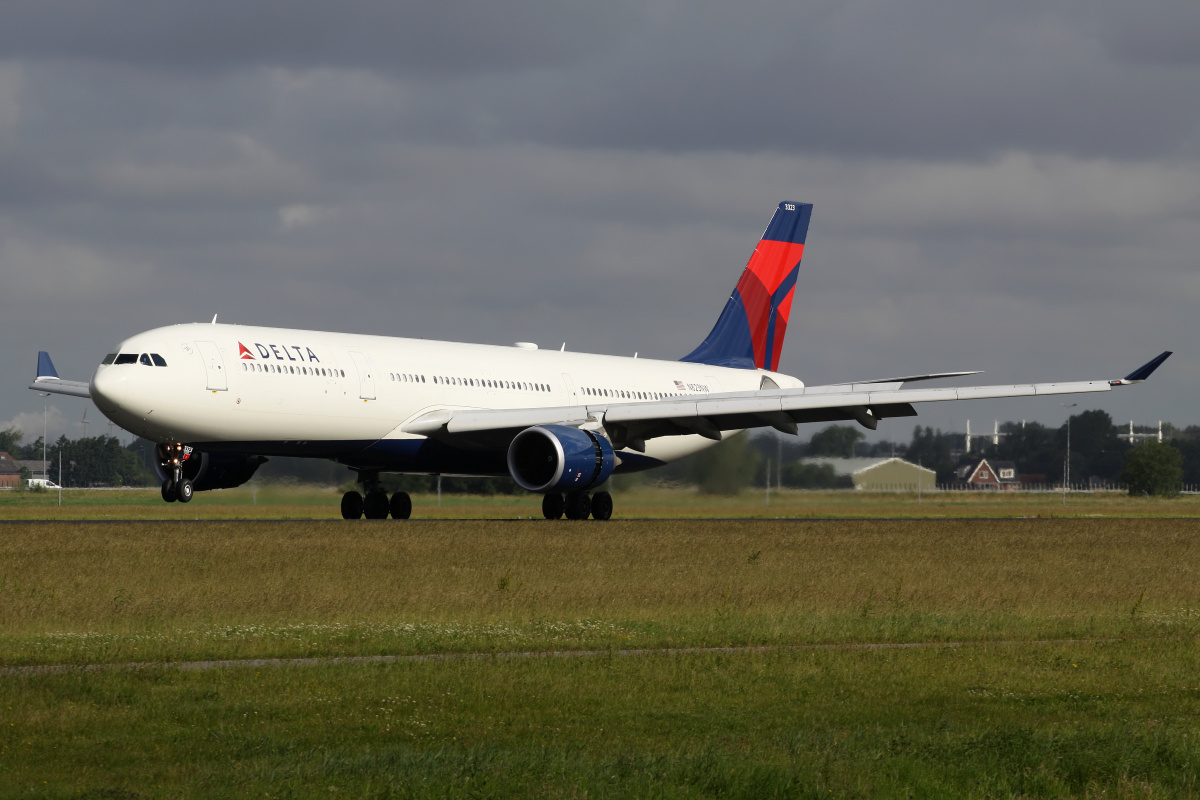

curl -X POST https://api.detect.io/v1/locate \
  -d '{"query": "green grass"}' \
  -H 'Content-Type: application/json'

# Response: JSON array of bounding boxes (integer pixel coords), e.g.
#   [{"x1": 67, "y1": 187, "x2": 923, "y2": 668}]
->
[
  {"x1": 3, "y1": 517, "x2": 1200, "y2": 796},
  {"x1": 5, "y1": 640, "x2": 1200, "y2": 797}
]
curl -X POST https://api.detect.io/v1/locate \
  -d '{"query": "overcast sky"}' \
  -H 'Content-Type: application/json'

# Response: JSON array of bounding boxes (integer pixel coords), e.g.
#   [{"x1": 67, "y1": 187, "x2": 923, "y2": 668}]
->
[{"x1": 1, "y1": 0, "x2": 1196, "y2": 446}]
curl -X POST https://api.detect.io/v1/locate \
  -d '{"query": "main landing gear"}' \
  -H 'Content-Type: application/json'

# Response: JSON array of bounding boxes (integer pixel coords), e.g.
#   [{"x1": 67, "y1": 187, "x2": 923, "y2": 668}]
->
[
  {"x1": 542, "y1": 490, "x2": 613, "y2": 521},
  {"x1": 341, "y1": 471, "x2": 411, "y2": 520}
]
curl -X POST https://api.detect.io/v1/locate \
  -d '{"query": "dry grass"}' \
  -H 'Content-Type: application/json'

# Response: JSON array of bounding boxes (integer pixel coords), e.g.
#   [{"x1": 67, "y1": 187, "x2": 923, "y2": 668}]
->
[
  {"x1": 3, "y1": 518, "x2": 1199, "y2": 666},
  {"x1": 2, "y1": 484, "x2": 1198, "y2": 520}
]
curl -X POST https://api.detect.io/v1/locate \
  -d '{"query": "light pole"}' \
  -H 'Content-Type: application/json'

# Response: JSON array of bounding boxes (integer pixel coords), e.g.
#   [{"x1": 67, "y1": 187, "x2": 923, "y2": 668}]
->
[
  {"x1": 1062, "y1": 403, "x2": 1077, "y2": 505},
  {"x1": 39, "y1": 393, "x2": 50, "y2": 481}
]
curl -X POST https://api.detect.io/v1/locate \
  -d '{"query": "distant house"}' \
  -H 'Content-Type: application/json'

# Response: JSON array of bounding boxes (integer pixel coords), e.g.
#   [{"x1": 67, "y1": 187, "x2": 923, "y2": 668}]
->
[
  {"x1": 955, "y1": 458, "x2": 1020, "y2": 490},
  {"x1": 15, "y1": 459, "x2": 48, "y2": 480},
  {"x1": 802, "y1": 457, "x2": 937, "y2": 491},
  {"x1": 0, "y1": 452, "x2": 21, "y2": 488}
]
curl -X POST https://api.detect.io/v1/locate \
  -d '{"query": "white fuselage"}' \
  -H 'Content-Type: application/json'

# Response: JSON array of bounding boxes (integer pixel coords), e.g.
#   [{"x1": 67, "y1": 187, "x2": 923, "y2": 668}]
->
[{"x1": 90, "y1": 323, "x2": 803, "y2": 475}]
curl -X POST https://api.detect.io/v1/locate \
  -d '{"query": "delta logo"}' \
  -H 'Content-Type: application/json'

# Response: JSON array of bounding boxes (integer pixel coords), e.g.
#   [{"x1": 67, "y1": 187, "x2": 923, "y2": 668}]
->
[{"x1": 237, "y1": 341, "x2": 322, "y2": 363}]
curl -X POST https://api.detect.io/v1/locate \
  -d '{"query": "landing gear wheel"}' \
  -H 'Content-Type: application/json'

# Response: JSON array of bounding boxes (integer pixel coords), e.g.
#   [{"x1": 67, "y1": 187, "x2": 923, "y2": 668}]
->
[
  {"x1": 364, "y1": 490, "x2": 390, "y2": 520},
  {"x1": 341, "y1": 491, "x2": 364, "y2": 520},
  {"x1": 177, "y1": 479, "x2": 194, "y2": 503},
  {"x1": 565, "y1": 492, "x2": 591, "y2": 520},
  {"x1": 389, "y1": 491, "x2": 412, "y2": 520},
  {"x1": 591, "y1": 491, "x2": 613, "y2": 521},
  {"x1": 542, "y1": 493, "x2": 565, "y2": 520},
  {"x1": 161, "y1": 479, "x2": 178, "y2": 503}
]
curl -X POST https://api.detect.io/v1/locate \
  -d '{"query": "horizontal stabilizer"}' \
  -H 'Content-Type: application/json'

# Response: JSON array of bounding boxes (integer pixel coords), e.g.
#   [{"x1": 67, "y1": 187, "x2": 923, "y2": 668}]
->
[
  {"x1": 29, "y1": 351, "x2": 91, "y2": 398},
  {"x1": 836, "y1": 371, "x2": 982, "y2": 386}
]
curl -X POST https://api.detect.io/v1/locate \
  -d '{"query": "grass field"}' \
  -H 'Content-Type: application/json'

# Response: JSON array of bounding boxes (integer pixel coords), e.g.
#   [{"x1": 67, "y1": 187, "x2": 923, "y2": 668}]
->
[
  {"x1": 2, "y1": 483, "x2": 1199, "y2": 520},
  {"x1": 3, "y1": 514, "x2": 1200, "y2": 796}
]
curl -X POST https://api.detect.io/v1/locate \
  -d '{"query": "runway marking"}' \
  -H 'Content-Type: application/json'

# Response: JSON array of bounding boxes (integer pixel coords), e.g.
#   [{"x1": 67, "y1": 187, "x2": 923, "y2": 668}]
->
[{"x1": 1, "y1": 638, "x2": 1111, "y2": 676}]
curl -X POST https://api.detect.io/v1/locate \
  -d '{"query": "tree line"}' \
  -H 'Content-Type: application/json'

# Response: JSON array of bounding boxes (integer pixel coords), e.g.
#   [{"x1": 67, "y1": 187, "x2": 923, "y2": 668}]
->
[
  {"x1": 0, "y1": 428, "x2": 159, "y2": 488},
  {"x1": 0, "y1": 408, "x2": 1187, "y2": 495},
  {"x1": 653, "y1": 409, "x2": 1187, "y2": 496}
]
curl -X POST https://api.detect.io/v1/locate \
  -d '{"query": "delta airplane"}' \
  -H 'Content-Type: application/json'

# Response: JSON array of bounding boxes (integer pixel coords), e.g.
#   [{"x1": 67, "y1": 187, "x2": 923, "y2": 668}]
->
[{"x1": 29, "y1": 202, "x2": 1170, "y2": 520}]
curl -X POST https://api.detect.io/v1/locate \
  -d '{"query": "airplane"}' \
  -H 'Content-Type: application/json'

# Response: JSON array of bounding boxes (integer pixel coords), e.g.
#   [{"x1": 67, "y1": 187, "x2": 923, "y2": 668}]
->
[{"x1": 29, "y1": 202, "x2": 1171, "y2": 520}]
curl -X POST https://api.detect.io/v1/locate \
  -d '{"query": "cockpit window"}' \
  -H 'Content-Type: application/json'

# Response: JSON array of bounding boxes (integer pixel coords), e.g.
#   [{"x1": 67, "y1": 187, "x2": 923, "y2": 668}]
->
[
  {"x1": 151, "y1": 353, "x2": 167, "y2": 367},
  {"x1": 101, "y1": 354, "x2": 117, "y2": 365},
  {"x1": 139, "y1": 353, "x2": 153, "y2": 366},
  {"x1": 114, "y1": 353, "x2": 138, "y2": 365}
]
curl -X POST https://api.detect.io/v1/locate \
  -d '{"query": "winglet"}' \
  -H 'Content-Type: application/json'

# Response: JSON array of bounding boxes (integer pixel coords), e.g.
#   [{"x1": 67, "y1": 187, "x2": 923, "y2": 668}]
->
[
  {"x1": 1110, "y1": 351, "x2": 1172, "y2": 386},
  {"x1": 36, "y1": 351, "x2": 59, "y2": 380}
]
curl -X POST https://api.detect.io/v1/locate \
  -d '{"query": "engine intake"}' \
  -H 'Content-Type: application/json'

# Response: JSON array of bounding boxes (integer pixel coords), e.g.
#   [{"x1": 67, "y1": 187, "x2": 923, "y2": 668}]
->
[{"x1": 507, "y1": 425, "x2": 615, "y2": 493}]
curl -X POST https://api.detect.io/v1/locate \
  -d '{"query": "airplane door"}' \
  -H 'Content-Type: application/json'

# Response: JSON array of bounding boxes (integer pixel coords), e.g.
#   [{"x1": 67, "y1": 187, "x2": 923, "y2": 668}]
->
[
  {"x1": 561, "y1": 373, "x2": 578, "y2": 404},
  {"x1": 349, "y1": 351, "x2": 376, "y2": 400},
  {"x1": 195, "y1": 341, "x2": 228, "y2": 391}
]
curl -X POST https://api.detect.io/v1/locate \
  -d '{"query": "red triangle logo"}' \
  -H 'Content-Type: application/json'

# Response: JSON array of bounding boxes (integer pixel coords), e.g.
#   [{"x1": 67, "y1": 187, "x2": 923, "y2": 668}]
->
[{"x1": 238, "y1": 342, "x2": 255, "y2": 360}]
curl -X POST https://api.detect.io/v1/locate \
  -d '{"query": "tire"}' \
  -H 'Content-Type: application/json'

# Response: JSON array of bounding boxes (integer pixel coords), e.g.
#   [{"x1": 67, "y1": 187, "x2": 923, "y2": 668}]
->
[
  {"x1": 542, "y1": 493, "x2": 565, "y2": 520},
  {"x1": 177, "y1": 479, "x2": 194, "y2": 503},
  {"x1": 591, "y1": 491, "x2": 613, "y2": 521},
  {"x1": 363, "y1": 490, "x2": 390, "y2": 520},
  {"x1": 389, "y1": 491, "x2": 412, "y2": 520},
  {"x1": 565, "y1": 492, "x2": 591, "y2": 520},
  {"x1": 161, "y1": 479, "x2": 178, "y2": 503},
  {"x1": 341, "y1": 491, "x2": 364, "y2": 520}
]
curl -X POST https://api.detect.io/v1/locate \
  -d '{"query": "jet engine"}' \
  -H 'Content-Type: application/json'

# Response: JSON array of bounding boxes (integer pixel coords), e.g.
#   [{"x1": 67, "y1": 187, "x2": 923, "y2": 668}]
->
[
  {"x1": 506, "y1": 425, "x2": 615, "y2": 493},
  {"x1": 154, "y1": 445, "x2": 267, "y2": 492}
]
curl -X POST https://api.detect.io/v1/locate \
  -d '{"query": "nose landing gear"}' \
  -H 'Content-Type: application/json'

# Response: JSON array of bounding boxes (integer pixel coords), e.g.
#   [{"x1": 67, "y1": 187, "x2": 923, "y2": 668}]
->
[
  {"x1": 157, "y1": 443, "x2": 193, "y2": 504},
  {"x1": 341, "y1": 471, "x2": 411, "y2": 520}
]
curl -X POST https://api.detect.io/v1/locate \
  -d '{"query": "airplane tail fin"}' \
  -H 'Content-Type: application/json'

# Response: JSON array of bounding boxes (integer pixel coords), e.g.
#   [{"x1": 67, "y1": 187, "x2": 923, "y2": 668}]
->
[{"x1": 681, "y1": 202, "x2": 812, "y2": 371}]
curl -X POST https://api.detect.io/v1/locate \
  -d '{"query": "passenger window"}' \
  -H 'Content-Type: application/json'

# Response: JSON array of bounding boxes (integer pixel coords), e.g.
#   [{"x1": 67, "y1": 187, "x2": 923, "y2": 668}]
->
[
  {"x1": 139, "y1": 354, "x2": 152, "y2": 366},
  {"x1": 151, "y1": 354, "x2": 167, "y2": 367},
  {"x1": 102, "y1": 354, "x2": 117, "y2": 365}
]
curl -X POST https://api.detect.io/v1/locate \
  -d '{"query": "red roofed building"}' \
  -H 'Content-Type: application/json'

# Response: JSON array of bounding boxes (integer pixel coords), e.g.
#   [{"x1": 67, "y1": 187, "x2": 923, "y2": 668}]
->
[
  {"x1": 955, "y1": 458, "x2": 1020, "y2": 491},
  {"x1": 0, "y1": 453, "x2": 22, "y2": 489}
]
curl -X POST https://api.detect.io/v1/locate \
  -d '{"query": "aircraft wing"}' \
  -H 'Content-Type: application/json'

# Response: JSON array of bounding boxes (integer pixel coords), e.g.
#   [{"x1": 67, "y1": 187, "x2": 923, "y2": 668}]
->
[
  {"x1": 27, "y1": 351, "x2": 91, "y2": 399},
  {"x1": 403, "y1": 352, "x2": 1172, "y2": 451}
]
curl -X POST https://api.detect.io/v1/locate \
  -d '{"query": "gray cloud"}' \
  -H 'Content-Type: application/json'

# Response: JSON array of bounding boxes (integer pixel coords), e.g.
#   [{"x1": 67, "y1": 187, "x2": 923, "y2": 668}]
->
[
  {"x1": 0, "y1": 0, "x2": 1196, "y2": 444},
  {"x1": 0, "y1": 1, "x2": 639, "y2": 74}
]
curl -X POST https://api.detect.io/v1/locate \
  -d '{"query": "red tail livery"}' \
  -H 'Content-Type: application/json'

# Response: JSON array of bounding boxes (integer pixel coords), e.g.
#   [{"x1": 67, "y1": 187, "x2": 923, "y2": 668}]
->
[{"x1": 682, "y1": 202, "x2": 812, "y2": 370}]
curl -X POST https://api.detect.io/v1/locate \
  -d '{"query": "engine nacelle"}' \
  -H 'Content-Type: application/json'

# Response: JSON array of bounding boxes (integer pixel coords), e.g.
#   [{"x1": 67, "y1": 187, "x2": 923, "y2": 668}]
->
[
  {"x1": 507, "y1": 425, "x2": 615, "y2": 493},
  {"x1": 154, "y1": 445, "x2": 267, "y2": 492}
]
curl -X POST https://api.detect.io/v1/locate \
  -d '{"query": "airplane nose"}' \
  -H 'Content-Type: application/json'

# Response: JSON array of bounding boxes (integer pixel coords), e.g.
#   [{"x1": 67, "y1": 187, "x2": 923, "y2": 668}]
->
[{"x1": 90, "y1": 367, "x2": 128, "y2": 410}]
